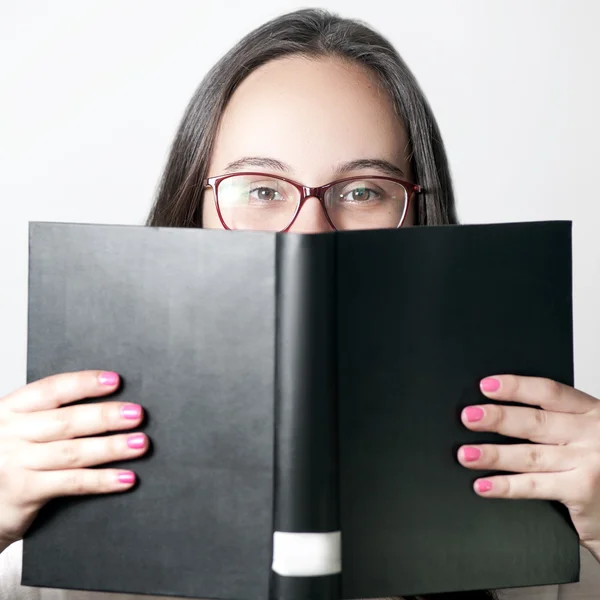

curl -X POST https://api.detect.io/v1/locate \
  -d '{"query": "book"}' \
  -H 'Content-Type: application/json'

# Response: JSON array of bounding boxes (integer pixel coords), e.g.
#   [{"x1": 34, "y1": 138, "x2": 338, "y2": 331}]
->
[{"x1": 22, "y1": 220, "x2": 579, "y2": 599}]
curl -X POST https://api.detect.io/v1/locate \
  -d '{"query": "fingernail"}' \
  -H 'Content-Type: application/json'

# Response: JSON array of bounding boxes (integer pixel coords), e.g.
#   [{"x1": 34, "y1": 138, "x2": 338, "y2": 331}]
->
[
  {"x1": 480, "y1": 377, "x2": 501, "y2": 393},
  {"x1": 477, "y1": 479, "x2": 493, "y2": 493},
  {"x1": 127, "y1": 434, "x2": 146, "y2": 449},
  {"x1": 463, "y1": 406, "x2": 485, "y2": 422},
  {"x1": 98, "y1": 371, "x2": 119, "y2": 386},
  {"x1": 117, "y1": 471, "x2": 136, "y2": 485},
  {"x1": 463, "y1": 446, "x2": 482, "y2": 462},
  {"x1": 121, "y1": 404, "x2": 142, "y2": 420}
]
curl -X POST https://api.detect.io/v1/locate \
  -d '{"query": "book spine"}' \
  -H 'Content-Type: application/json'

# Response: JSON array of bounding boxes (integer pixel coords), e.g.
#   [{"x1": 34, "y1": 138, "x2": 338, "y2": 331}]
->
[{"x1": 270, "y1": 233, "x2": 340, "y2": 600}]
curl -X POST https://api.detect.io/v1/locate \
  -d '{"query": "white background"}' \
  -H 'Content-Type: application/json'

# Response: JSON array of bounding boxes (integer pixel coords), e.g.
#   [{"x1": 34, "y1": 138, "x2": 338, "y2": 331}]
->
[{"x1": 1, "y1": 0, "x2": 598, "y2": 397}]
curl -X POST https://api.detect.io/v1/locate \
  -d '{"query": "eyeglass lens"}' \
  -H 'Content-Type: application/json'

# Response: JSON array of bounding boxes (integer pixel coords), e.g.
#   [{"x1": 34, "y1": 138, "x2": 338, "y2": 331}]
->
[{"x1": 215, "y1": 174, "x2": 408, "y2": 231}]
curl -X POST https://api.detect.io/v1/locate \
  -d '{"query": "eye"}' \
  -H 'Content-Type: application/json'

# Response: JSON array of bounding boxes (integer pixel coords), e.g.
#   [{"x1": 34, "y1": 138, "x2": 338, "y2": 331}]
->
[
  {"x1": 248, "y1": 186, "x2": 283, "y2": 203},
  {"x1": 339, "y1": 184, "x2": 382, "y2": 203}
]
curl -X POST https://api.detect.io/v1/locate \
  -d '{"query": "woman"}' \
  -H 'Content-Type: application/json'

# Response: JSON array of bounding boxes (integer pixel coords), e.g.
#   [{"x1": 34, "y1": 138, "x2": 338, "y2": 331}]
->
[{"x1": 1, "y1": 8, "x2": 599, "y2": 600}]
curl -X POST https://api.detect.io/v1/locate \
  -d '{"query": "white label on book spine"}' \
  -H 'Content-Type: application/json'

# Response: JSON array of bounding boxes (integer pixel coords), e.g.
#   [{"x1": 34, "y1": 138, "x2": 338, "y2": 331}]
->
[{"x1": 271, "y1": 531, "x2": 342, "y2": 576}]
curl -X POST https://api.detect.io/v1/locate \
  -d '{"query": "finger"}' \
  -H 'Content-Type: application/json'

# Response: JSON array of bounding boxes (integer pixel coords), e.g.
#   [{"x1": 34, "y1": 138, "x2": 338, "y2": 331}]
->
[
  {"x1": 16, "y1": 402, "x2": 144, "y2": 443},
  {"x1": 22, "y1": 433, "x2": 149, "y2": 471},
  {"x1": 472, "y1": 471, "x2": 574, "y2": 503},
  {"x1": 461, "y1": 403, "x2": 580, "y2": 445},
  {"x1": 5, "y1": 371, "x2": 121, "y2": 413},
  {"x1": 479, "y1": 375, "x2": 597, "y2": 414},
  {"x1": 458, "y1": 443, "x2": 579, "y2": 473},
  {"x1": 36, "y1": 468, "x2": 138, "y2": 501}
]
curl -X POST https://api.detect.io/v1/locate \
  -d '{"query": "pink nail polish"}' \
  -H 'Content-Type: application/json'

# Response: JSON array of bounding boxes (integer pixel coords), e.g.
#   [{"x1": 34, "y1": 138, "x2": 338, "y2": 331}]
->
[
  {"x1": 127, "y1": 434, "x2": 146, "y2": 449},
  {"x1": 98, "y1": 371, "x2": 119, "y2": 386},
  {"x1": 463, "y1": 447, "x2": 481, "y2": 462},
  {"x1": 463, "y1": 406, "x2": 485, "y2": 422},
  {"x1": 121, "y1": 404, "x2": 142, "y2": 420},
  {"x1": 117, "y1": 471, "x2": 136, "y2": 485},
  {"x1": 477, "y1": 479, "x2": 493, "y2": 493},
  {"x1": 480, "y1": 377, "x2": 501, "y2": 393}
]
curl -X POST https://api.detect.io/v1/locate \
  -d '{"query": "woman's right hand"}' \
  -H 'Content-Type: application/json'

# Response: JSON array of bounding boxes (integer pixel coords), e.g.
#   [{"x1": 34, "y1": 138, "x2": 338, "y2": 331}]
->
[{"x1": 0, "y1": 370, "x2": 148, "y2": 552}]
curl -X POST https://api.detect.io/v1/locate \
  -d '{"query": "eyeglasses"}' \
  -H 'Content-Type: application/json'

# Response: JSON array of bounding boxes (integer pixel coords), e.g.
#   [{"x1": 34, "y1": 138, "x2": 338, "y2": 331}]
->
[{"x1": 203, "y1": 172, "x2": 421, "y2": 232}]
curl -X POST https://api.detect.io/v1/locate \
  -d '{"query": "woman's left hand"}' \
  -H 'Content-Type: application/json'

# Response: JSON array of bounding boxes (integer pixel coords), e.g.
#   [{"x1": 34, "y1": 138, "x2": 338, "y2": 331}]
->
[{"x1": 458, "y1": 375, "x2": 600, "y2": 563}]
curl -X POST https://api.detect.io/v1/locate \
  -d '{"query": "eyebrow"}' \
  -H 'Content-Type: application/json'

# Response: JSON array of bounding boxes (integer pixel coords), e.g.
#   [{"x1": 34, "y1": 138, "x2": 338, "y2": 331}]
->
[
  {"x1": 334, "y1": 159, "x2": 405, "y2": 179},
  {"x1": 223, "y1": 156, "x2": 406, "y2": 179},
  {"x1": 224, "y1": 157, "x2": 289, "y2": 172}
]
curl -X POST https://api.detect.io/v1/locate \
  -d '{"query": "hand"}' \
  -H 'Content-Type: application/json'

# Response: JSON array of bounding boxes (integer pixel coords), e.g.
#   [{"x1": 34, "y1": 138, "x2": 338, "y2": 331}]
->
[
  {"x1": 457, "y1": 375, "x2": 600, "y2": 562},
  {"x1": 0, "y1": 370, "x2": 148, "y2": 552}
]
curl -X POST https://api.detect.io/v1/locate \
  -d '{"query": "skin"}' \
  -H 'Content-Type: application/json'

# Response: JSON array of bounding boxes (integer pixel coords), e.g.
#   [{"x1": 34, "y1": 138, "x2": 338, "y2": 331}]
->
[
  {"x1": 0, "y1": 370, "x2": 146, "y2": 551},
  {"x1": 203, "y1": 56, "x2": 415, "y2": 230},
  {"x1": 1, "y1": 56, "x2": 599, "y2": 566}
]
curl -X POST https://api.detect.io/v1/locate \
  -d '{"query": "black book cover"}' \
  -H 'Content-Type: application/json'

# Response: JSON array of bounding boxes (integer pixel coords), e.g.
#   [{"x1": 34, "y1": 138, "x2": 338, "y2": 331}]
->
[{"x1": 22, "y1": 220, "x2": 579, "y2": 599}]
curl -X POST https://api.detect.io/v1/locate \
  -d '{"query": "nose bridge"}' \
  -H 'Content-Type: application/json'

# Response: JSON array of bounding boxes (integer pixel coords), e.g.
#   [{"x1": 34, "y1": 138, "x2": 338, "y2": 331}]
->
[
  {"x1": 289, "y1": 186, "x2": 334, "y2": 232},
  {"x1": 301, "y1": 185, "x2": 324, "y2": 203}
]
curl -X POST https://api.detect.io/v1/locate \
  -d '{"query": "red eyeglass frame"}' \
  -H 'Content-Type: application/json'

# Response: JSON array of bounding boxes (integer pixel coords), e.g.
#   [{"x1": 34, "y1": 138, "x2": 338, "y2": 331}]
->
[{"x1": 203, "y1": 172, "x2": 422, "y2": 232}]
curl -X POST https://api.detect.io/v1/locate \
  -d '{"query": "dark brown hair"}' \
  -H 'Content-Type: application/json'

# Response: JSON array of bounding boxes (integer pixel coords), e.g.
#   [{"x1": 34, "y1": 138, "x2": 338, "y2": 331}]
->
[
  {"x1": 146, "y1": 8, "x2": 494, "y2": 600},
  {"x1": 146, "y1": 8, "x2": 458, "y2": 228}
]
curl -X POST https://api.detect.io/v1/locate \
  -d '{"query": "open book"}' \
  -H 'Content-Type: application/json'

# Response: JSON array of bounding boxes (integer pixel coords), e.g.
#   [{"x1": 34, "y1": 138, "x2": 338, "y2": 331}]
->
[{"x1": 22, "y1": 220, "x2": 579, "y2": 599}]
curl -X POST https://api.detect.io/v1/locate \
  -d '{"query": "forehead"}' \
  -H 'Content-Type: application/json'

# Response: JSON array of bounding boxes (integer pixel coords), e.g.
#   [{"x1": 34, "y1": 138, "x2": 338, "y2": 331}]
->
[{"x1": 209, "y1": 56, "x2": 410, "y2": 181}]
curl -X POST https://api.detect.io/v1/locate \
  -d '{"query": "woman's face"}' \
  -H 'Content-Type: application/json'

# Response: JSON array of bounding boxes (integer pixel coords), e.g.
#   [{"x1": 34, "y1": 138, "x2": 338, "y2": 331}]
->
[{"x1": 203, "y1": 55, "x2": 414, "y2": 232}]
